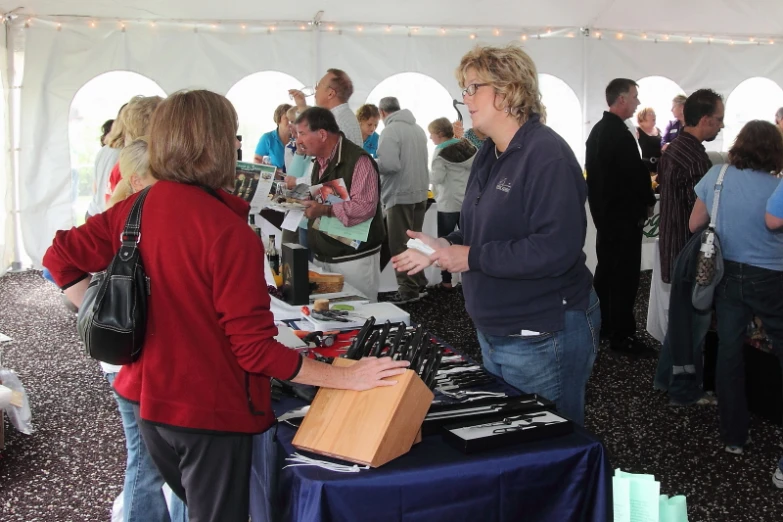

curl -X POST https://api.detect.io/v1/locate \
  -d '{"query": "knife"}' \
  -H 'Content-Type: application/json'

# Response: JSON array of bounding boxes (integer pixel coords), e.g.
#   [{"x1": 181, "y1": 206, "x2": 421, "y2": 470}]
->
[
  {"x1": 420, "y1": 346, "x2": 440, "y2": 386},
  {"x1": 363, "y1": 330, "x2": 381, "y2": 358},
  {"x1": 387, "y1": 324, "x2": 407, "y2": 360},
  {"x1": 371, "y1": 320, "x2": 392, "y2": 357},
  {"x1": 413, "y1": 335, "x2": 431, "y2": 375},
  {"x1": 424, "y1": 347, "x2": 443, "y2": 388},
  {"x1": 406, "y1": 327, "x2": 426, "y2": 364},
  {"x1": 345, "y1": 317, "x2": 375, "y2": 360}
]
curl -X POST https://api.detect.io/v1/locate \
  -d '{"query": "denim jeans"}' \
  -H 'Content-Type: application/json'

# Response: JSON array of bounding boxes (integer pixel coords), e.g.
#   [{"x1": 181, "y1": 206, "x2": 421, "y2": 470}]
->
[
  {"x1": 436, "y1": 211, "x2": 460, "y2": 284},
  {"x1": 105, "y1": 373, "x2": 188, "y2": 522},
  {"x1": 477, "y1": 289, "x2": 600, "y2": 425},
  {"x1": 714, "y1": 262, "x2": 783, "y2": 446}
]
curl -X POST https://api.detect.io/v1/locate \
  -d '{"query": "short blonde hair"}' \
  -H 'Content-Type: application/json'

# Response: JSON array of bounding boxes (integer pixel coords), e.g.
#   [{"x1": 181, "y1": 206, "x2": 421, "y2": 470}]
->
[
  {"x1": 149, "y1": 90, "x2": 238, "y2": 190},
  {"x1": 356, "y1": 104, "x2": 380, "y2": 122},
  {"x1": 122, "y1": 96, "x2": 164, "y2": 143},
  {"x1": 107, "y1": 138, "x2": 151, "y2": 209},
  {"x1": 105, "y1": 105, "x2": 128, "y2": 149},
  {"x1": 428, "y1": 117, "x2": 454, "y2": 139},
  {"x1": 636, "y1": 107, "x2": 655, "y2": 125},
  {"x1": 456, "y1": 45, "x2": 546, "y2": 125},
  {"x1": 673, "y1": 94, "x2": 687, "y2": 106}
]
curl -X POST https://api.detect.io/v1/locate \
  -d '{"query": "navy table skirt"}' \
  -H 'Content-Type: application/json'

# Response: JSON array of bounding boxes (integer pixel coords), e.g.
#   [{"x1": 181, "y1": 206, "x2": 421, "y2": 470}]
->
[{"x1": 249, "y1": 397, "x2": 612, "y2": 522}]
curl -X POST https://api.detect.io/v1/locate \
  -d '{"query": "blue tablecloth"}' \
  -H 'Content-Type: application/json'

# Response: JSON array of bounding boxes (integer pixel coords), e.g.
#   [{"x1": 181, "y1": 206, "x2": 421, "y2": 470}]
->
[{"x1": 250, "y1": 397, "x2": 612, "y2": 522}]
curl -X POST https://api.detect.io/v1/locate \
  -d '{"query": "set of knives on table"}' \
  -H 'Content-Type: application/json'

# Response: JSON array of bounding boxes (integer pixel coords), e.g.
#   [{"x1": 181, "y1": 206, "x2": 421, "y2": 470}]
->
[{"x1": 343, "y1": 318, "x2": 443, "y2": 389}]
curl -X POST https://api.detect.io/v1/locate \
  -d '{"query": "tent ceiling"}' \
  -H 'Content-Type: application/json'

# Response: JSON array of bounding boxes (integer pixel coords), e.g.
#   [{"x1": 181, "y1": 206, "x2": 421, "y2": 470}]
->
[{"x1": 4, "y1": 0, "x2": 783, "y2": 38}]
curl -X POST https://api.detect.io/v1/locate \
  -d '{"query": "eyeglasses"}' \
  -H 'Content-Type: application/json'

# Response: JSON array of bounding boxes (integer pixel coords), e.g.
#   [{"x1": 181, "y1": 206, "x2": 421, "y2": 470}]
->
[{"x1": 462, "y1": 83, "x2": 490, "y2": 97}]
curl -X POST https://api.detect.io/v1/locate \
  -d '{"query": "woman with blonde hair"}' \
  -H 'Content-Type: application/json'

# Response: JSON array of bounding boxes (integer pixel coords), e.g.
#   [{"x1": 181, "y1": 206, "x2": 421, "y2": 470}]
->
[
  {"x1": 106, "y1": 137, "x2": 154, "y2": 209},
  {"x1": 394, "y1": 45, "x2": 598, "y2": 424},
  {"x1": 636, "y1": 107, "x2": 662, "y2": 174},
  {"x1": 106, "y1": 95, "x2": 164, "y2": 199},
  {"x1": 44, "y1": 90, "x2": 408, "y2": 521}
]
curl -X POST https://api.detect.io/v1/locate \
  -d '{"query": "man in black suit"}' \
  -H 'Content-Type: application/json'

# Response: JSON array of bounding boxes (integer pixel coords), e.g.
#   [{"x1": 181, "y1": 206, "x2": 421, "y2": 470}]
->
[{"x1": 586, "y1": 79, "x2": 657, "y2": 356}]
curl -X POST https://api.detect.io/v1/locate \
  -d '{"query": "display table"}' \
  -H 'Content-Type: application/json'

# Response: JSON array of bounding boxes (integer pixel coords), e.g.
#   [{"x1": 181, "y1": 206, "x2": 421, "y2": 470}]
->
[{"x1": 250, "y1": 395, "x2": 611, "y2": 522}]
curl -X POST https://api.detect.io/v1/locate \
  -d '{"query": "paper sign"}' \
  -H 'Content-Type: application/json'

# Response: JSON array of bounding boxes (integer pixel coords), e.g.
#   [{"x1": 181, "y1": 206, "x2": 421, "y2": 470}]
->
[
  {"x1": 613, "y1": 476, "x2": 631, "y2": 522},
  {"x1": 282, "y1": 210, "x2": 306, "y2": 231},
  {"x1": 234, "y1": 161, "x2": 276, "y2": 213},
  {"x1": 317, "y1": 216, "x2": 373, "y2": 242},
  {"x1": 613, "y1": 469, "x2": 662, "y2": 522}
]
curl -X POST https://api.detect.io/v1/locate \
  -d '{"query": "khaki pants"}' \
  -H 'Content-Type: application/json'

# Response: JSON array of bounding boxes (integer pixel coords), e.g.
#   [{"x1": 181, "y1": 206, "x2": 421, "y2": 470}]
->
[
  {"x1": 386, "y1": 201, "x2": 428, "y2": 298},
  {"x1": 314, "y1": 252, "x2": 381, "y2": 302}
]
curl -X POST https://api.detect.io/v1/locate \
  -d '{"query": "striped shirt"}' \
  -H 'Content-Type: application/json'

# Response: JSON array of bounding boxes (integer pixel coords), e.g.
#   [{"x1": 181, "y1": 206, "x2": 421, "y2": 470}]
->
[
  {"x1": 316, "y1": 138, "x2": 379, "y2": 227},
  {"x1": 657, "y1": 130, "x2": 712, "y2": 283}
]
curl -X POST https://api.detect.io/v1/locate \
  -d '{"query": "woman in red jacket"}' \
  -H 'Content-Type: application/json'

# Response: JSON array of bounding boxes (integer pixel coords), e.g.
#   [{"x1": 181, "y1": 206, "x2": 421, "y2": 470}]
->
[{"x1": 44, "y1": 90, "x2": 408, "y2": 522}]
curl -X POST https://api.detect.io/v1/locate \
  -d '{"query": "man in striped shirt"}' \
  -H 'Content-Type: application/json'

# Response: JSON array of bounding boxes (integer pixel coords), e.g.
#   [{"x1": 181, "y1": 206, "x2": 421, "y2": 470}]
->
[{"x1": 657, "y1": 89, "x2": 724, "y2": 284}]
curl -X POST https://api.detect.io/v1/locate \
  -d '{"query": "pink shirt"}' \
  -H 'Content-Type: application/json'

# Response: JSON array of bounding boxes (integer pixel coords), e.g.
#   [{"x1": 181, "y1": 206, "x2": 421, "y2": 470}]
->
[{"x1": 316, "y1": 139, "x2": 379, "y2": 227}]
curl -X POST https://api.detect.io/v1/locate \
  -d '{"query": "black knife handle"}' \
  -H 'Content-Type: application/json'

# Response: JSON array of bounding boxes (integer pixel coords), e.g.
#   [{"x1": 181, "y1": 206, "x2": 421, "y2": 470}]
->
[
  {"x1": 363, "y1": 330, "x2": 381, "y2": 358},
  {"x1": 373, "y1": 321, "x2": 392, "y2": 357}
]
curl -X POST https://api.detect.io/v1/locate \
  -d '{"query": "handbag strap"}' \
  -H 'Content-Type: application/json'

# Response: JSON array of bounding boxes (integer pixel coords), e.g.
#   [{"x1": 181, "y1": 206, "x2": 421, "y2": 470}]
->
[
  {"x1": 118, "y1": 186, "x2": 152, "y2": 262},
  {"x1": 708, "y1": 164, "x2": 729, "y2": 230}
]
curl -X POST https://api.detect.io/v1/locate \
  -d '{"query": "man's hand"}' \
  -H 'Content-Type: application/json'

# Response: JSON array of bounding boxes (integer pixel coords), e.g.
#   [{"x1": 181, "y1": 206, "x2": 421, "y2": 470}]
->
[
  {"x1": 406, "y1": 230, "x2": 450, "y2": 250},
  {"x1": 302, "y1": 200, "x2": 331, "y2": 219},
  {"x1": 285, "y1": 175, "x2": 298, "y2": 190},
  {"x1": 344, "y1": 357, "x2": 411, "y2": 391},
  {"x1": 288, "y1": 89, "x2": 307, "y2": 110},
  {"x1": 392, "y1": 248, "x2": 434, "y2": 276},
  {"x1": 431, "y1": 245, "x2": 471, "y2": 273}
]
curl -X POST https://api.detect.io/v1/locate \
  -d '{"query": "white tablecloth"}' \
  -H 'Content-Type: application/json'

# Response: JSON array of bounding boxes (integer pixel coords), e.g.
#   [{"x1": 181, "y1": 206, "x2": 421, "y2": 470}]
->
[{"x1": 645, "y1": 239, "x2": 671, "y2": 343}]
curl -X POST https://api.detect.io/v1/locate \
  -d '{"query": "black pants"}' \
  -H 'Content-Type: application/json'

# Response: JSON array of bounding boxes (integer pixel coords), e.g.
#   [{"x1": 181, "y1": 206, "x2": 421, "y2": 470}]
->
[
  {"x1": 593, "y1": 225, "x2": 643, "y2": 341},
  {"x1": 437, "y1": 211, "x2": 460, "y2": 284},
  {"x1": 135, "y1": 405, "x2": 253, "y2": 522}
]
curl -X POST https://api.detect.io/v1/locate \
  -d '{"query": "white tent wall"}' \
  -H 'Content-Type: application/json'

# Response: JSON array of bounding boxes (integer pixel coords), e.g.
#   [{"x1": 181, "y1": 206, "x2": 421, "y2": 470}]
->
[
  {"x1": 0, "y1": 21, "x2": 12, "y2": 276},
  {"x1": 14, "y1": 18, "x2": 783, "y2": 265}
]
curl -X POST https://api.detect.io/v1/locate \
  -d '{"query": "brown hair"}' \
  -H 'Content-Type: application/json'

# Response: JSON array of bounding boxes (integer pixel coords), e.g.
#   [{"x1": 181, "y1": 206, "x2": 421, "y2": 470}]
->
[
  {"x1": 149, "y1": 90, "x2": 238, "y2": 189},
  {"x1": 326, "y1": 68, "x2": 353, "y2": 103},
  {"x1": 356, "y1": 103, "x2": 380, "y2": 122},
  {"x1": 456, "y1": 45, "x2": 546, "y2": 125},
  {"x1": 728, "y1": 120, "x2": 783, "y2": 174},
  {"x1": 122, "y1": 96, "x2": 164, "y2": 143},
  {"x1": 636, "y1": 107, "x2": 655, "y2": 125},
  {"x1": 273, "y1": 103, "x2": 292, "y2": 125},
  {"x1": 428, "y1": 117, "x2": 454, "y2": 139}
]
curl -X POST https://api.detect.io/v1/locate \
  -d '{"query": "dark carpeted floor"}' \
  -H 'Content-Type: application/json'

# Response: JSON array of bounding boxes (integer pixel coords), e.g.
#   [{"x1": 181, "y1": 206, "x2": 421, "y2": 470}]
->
[{"x1": 1, "y1": 270, "x2": 782, "y2": 521}]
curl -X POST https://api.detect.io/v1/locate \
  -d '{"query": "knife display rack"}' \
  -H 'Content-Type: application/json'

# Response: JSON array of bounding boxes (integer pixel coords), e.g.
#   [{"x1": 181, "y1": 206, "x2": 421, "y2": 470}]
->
[{"x1": 292, "y1": 358, "x2": 434, "y2": 467}]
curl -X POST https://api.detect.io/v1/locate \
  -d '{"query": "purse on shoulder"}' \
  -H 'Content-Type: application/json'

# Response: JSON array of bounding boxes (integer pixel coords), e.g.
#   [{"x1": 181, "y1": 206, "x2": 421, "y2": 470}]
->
[
  {"x1": 77, "y1": 186, "x2": 151, "y2": 365},
  {"x1": 692, "y1": 164, "x2": 728, "y2": 312}
]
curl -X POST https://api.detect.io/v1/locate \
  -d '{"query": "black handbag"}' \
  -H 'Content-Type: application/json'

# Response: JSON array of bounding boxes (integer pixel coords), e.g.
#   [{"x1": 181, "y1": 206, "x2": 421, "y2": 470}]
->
[{"x1": 77, "y1": 187, "x2": 151, "y2": 365}]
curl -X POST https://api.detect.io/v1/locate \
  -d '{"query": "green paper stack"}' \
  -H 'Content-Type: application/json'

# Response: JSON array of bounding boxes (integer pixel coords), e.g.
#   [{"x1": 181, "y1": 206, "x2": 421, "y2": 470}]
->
[{"x1": 613, "y1": 469, "x2": 688, "y2": 522}]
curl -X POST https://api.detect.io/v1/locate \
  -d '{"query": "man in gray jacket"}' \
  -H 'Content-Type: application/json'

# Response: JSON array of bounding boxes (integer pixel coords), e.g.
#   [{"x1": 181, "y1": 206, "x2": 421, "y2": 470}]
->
[{"x1": 377, "y1": 97, "x2": 430, "y2": 303}]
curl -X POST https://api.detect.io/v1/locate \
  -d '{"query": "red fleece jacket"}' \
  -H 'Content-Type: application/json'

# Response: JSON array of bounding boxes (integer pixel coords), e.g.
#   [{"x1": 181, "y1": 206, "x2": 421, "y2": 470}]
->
[{"x1": 43, "y1": 181, "x2": 302, "y2": 434}]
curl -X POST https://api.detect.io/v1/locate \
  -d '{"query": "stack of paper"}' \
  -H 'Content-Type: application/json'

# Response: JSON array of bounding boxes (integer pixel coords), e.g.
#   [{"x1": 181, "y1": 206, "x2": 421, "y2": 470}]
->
[{"x1": 613, "y1": 469, "x2": 688, "y2": 522}]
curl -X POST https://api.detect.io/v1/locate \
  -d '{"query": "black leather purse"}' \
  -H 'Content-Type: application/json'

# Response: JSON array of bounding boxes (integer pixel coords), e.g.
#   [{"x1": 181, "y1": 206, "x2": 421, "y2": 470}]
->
[{"x1": 77, "y1": 187, "x2": 151, "y2": 365}]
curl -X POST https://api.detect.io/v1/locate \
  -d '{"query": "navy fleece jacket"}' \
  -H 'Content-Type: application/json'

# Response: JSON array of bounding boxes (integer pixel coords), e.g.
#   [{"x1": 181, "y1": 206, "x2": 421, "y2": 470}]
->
[{"x1": 445, "y1": 114, "x2": 593, "y2": 335}]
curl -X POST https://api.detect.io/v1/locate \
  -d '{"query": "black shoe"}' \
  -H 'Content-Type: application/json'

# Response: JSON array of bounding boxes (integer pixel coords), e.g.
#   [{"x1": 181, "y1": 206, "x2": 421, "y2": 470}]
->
[
  {"x1": 610, "y1": 336, "x2": 657, "y2": 358},
  {"x1": 385, "y1": 292, "x2": 424, "y2": 305}
]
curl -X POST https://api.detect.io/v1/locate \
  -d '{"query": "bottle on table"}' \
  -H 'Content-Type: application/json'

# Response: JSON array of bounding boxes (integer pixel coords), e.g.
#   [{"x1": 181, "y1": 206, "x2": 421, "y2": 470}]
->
[{"x1": 267, "y1": 234, "x2": 280, "y2": 275}]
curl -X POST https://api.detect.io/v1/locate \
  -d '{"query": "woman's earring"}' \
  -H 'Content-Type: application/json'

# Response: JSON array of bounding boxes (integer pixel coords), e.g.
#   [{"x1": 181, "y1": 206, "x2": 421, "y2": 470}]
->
[{"x1": 504, "y1": 107, "x2": 510, "y2": 114}]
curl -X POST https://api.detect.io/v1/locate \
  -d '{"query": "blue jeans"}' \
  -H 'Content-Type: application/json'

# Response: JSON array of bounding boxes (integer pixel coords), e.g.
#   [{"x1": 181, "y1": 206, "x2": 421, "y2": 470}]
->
[
  {"x1": 105, "y1": 373, "x2": 188, "y2": 522},
  {"x1": 477, "y1": 289, "x2": 600, "y2": 425},
  {"x1": 714, "y1": 262, "x2": 783, "y2": 446}
]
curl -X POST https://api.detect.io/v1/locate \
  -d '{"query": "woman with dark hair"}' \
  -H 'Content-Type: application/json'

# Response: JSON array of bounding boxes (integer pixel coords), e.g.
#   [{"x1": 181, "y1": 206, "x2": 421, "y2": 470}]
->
[
  {"x1": 100, "y1": 119, "x2": 114, "y2": 145},
  {"x1": 689, "y1": 120, "x2": 783, "y2": 456},
  {"x1": 43, "y1": 90, "x2": 408, "y2": 522}
]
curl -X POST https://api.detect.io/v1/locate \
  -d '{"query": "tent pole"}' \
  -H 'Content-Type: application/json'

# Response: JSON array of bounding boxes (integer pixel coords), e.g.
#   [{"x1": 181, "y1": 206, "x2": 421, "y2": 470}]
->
[
  {"x1": 5, "y1": 20, "x2": 22, "y2": 271},
  {"x1": 313, "y1": 24, "x2": 322, "y2": 88},
  {"x1": 581, "y1": 28, "x2": 589, "y2": 167}
]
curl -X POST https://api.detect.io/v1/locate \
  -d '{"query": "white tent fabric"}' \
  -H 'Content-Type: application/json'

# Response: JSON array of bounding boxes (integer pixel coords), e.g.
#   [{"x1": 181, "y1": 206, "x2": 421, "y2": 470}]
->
[
  {"x1": 0, "y1": 22, "x2": 13, "y2": 276},
  {"x1": 5, "y1": 0, "x2": 783, "y2": 36},
  {"x1": 6, "y1": 2, "x2": 783, "y2": 265}
]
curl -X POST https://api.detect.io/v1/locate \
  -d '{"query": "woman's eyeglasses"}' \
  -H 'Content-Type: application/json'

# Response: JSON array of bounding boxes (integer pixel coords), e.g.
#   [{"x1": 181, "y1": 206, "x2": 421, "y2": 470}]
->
[{"x1": 462, "y1": 83, "x2": 490, "y2": 97}]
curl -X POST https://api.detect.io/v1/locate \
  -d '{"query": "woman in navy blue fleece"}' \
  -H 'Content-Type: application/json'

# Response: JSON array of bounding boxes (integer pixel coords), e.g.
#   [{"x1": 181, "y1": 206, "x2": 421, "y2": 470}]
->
[{"x1": 393, "y1": 45, "x2": 599, "y2": 425}]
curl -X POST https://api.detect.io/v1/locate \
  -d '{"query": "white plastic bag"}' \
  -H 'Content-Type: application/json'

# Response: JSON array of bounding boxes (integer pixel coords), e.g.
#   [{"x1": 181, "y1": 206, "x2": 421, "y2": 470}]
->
[{"x1": 0, "y1": 369, "x2": 33, "y2": 435}]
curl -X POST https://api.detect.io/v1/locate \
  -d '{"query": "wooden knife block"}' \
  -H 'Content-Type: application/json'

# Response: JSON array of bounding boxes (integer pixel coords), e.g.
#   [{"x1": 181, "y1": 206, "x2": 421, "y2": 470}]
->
[{"x1": 292, "y1": 358, "x2": 434, "y2": 467}]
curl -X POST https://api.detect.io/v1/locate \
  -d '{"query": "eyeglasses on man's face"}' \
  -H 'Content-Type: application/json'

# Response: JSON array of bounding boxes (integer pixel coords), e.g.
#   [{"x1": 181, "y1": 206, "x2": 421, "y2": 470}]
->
[{"x1": 462, "y1": 83, "x2": 490, "y2": 97}]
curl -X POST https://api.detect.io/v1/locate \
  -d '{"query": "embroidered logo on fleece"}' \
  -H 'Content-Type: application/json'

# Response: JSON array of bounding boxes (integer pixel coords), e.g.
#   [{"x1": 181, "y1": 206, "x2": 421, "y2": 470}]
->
[{"x1": 496, "y1": 178, "x2": 512, "y2": 193}]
